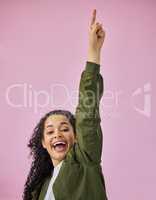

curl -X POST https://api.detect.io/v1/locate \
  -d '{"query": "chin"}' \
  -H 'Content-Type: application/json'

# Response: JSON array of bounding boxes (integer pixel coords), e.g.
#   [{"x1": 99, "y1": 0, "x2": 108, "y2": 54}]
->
[{"x1": 52, "y1": 152, "x2": 66, "y2": 161}]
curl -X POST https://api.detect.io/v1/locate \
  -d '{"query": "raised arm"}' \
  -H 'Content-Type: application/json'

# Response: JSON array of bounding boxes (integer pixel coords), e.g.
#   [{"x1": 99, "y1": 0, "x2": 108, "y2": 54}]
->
[{"x1": 75, "y1": 9, "x2": 106, "y2": 164}]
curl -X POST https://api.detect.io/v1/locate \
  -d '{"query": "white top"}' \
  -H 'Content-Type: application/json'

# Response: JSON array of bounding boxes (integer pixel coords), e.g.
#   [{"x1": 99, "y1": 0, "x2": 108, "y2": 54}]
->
[{"x1": 44, "y1": 160, "x2": 64, "y2": 200}]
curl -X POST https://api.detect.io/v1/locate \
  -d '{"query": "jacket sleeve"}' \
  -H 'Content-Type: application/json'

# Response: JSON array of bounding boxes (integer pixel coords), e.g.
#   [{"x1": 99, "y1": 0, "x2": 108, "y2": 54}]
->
[{"x1": 75, "y1": 61, "x2": 104, "y2": 164}]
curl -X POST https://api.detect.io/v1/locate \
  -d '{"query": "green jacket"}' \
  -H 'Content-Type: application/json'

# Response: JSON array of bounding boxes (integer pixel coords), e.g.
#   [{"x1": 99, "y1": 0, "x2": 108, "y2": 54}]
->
[{"x1": 32, "y1": 61, "x2": 108, "y2": 200}]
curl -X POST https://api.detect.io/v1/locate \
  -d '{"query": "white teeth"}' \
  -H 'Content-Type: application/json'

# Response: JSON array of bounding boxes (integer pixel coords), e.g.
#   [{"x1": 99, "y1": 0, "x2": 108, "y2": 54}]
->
[{"x1": 53, "y1": 141, "x2": 66, "y2": 147}]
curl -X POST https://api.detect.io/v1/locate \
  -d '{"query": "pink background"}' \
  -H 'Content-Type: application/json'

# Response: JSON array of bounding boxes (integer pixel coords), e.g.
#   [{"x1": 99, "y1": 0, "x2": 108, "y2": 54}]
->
[{"x1": 0, "y1": 0, "x2": 155, "y2": 199}]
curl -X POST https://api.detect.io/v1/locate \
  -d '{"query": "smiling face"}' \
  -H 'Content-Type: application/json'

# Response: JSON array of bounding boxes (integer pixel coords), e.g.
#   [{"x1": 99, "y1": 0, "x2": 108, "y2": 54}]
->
[{"x1": 42, "y1": 114, "x2": 76, "y2": 167}]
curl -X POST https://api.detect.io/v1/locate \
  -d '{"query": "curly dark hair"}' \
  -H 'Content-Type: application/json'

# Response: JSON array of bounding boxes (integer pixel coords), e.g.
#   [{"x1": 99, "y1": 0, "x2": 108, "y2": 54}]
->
[{"x1": 23, "y1": 109, "x2": 76, "y2": 200}]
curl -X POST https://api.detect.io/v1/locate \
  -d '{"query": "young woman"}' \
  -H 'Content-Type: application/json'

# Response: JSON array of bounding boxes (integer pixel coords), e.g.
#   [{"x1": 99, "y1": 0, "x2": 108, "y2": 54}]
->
[{"x1": 23, "y1": 9, "x2": 108, "y2": 200}]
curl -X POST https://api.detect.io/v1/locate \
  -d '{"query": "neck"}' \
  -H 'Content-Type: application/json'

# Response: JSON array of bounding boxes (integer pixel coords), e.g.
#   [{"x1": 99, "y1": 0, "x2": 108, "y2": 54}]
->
[{"x1": 52, "y1": 159, "x2": 63, "y2": 167}]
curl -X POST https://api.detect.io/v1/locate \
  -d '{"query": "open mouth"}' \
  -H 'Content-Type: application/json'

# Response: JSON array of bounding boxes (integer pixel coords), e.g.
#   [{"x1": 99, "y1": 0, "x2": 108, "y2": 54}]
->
[{"x1": 52, "y1": 141, "x2": 68, "y2": 152}]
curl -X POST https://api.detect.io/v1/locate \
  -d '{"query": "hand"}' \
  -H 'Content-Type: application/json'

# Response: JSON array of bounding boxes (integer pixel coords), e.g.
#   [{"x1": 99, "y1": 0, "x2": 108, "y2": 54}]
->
[{"x1": 88, "y1": 9, "x2": 106, "y2": 52}]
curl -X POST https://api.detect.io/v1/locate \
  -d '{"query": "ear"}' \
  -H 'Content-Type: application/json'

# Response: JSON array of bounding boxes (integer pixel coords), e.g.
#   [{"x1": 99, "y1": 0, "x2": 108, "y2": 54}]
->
[{"x1": 41, "y1": 139, "x2": 46, "y2": 149}]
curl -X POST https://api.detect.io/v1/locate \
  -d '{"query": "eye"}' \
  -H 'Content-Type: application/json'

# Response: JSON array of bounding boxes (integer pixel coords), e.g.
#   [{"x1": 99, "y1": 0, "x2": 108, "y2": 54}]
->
[
  {"x1": 60, "y1": 128, "x2": 69, "y2": 132},
  {"x1": 46, "y1": 131, "x2": 54, "y2": 135}
]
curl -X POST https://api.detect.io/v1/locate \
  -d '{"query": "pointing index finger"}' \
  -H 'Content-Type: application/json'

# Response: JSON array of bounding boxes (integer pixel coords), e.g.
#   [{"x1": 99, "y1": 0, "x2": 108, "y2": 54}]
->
[{"x1": 90, "y1": 9, "x2": 96, "y2": 26}]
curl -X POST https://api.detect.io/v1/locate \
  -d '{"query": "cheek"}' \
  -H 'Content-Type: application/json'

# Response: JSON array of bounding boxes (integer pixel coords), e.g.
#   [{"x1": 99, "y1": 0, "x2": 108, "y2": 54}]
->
[
  {"x1": 42, "y1": 136, "x2": 51, "y2": 148},
  {"x1": 65, "y1": 133, "x2": 75, "y2": 144}
]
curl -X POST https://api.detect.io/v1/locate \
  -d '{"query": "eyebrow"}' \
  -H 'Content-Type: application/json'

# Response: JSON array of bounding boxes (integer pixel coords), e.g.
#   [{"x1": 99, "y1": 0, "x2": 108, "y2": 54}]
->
[{"x1": 46, "y1": 121, "x2": 69, "y2": 128}]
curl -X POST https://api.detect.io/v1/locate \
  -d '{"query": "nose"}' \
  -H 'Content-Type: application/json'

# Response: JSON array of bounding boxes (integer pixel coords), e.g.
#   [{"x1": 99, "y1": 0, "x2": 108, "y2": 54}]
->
[{"x1": 53, "y1": 129, "x2": 63, "y2": 139}]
